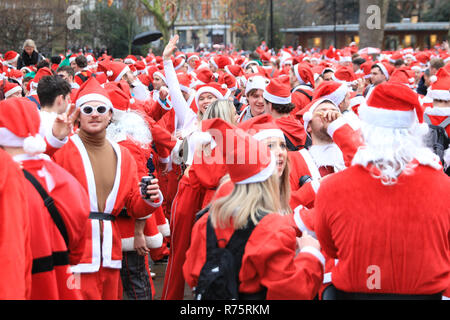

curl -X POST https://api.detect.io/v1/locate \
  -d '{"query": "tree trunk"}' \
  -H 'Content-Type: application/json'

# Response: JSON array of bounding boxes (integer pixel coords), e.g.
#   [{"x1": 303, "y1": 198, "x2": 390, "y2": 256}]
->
[{"x1": 358, "y1": 0, "x2": 389, "y2": 49}]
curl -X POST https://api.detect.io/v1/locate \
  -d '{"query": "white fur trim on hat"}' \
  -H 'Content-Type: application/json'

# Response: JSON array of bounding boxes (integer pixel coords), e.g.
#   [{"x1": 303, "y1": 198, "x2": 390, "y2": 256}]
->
[
  {"x1": 322, "y1": 83, "x2": 349, "y2": 106},
  {"x1": 4, "y1": 85, "x2": 22, "y2": 98},
  {"x1": 235, "y1": 152, "x2": 277, "y2": 185},
  {"x1": 252, "y1": 129, "x2": 285, "y2": 141},
  {"x1": 195, "y1": 86, "x2": 229, "y2": 107},
  {"x1": 358, "y1": 104, "x2": 416, "y2": 128},
  {"x1": 426, "y1": 89, "x2": 450, "y2": 101},
  {"x1": 375, "y1": 63, "x2": 389, "y2": 80},
  {"x1": 263, "y1": 90, "x2": 291, "y2": 105},
  {"x1": 76, "y1": 93, "x2": 113, "y2": 109},
  {"x1": 153, "y1": 71, "x2": 167, "y2": 85},
  {"x1": 115, "y1": 65, "x2": 130, "y2": 82},
  {"x1": 245, "y1": 76, "x2": 269, "y2": 95}
]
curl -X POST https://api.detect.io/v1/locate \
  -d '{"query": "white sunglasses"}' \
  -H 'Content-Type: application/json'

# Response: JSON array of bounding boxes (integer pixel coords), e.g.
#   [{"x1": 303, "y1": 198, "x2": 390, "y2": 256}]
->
[{"x1": 80, "y1": 104, "x2": 110, "y2": 115}]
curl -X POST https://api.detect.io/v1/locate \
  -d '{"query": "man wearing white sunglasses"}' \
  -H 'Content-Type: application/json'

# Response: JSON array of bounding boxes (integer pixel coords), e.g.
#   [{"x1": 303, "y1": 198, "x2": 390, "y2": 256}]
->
[{"x1": 53, "y1": 77, "x2": 163, "y2": 300}]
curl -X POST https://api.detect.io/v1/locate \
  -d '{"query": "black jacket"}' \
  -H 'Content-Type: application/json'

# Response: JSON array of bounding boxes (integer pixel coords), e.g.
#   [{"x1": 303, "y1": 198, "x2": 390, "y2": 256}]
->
[{"x1": 17, "y1": 50, "x2": 44, "y2": 69}]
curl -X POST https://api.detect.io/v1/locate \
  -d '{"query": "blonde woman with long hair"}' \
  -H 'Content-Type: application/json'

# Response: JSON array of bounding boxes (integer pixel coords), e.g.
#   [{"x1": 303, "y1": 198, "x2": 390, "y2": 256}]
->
[
  {"x1": 183, "y1": 118, "x2": 324, "y2": 300},
  {"x1": 161, "y1": 99, "x2": 238, "y2": 300}
]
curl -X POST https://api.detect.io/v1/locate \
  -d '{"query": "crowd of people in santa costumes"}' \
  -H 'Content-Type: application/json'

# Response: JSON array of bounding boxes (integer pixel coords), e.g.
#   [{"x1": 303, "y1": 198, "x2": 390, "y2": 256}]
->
[{"x1": 0, "y1": 34, "x2": 449, "y2": 300}]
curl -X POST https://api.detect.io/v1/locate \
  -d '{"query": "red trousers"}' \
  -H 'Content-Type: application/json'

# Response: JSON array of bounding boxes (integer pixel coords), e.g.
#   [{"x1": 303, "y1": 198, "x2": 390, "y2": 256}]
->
[
  {"x1": 76, "y1": 267, "x2": 121, "y2": 300},
  {"x1": 161, "y1": 175, "x2": 204, "y2": 300}
]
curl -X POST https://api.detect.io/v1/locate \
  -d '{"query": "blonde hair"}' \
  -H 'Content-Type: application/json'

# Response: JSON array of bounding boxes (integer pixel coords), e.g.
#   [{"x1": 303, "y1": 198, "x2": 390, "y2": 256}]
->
[
  {"x1": 210, "y1": 173, "x2": 282, "y2": 230},
  {"x1": 201, "y1": 99, "x2": 237, "y2": 125},
  {"x1": 279, "y1": 156, "x2": 292, "y2": 214},
  {"x1": 23, "y1": 39, "x2": 37, "y2": 51}
]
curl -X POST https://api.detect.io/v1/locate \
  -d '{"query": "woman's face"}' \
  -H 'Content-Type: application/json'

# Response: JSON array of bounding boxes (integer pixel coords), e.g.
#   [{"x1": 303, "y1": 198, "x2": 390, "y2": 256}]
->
[
  {"x1": 198, "y1": 93, "x2": 216, "y2": 114},
  {"x1": 262, "y1": 136, "x2": 287, "y2": 177},
  {"x1": 24, "y1": 46, "x2": 34, "y2": 56}
]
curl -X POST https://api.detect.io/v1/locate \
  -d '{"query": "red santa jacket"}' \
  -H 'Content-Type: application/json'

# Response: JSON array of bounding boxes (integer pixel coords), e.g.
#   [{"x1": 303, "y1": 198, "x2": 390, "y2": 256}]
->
[
  {"x1": 0, "y1": 150, "x2": 32, "y2": 299},
  {"x1": 183, "y1": 212, "x2": 325, "y2": 300},
  {"x1": 52, "y1": 135, "x2": 162, "y2": 273},
  {"x1": 17, "y1": 154, "x2": 90, "y2": 299},
  {"x1": 314, "y1": 163, "x2": 450, "y2": 295}
]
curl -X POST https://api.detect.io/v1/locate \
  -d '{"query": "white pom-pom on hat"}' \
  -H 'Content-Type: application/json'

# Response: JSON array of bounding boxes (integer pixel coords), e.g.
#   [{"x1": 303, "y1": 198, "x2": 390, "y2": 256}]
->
[
  {"x1": 106, "y1": 70, "x2": 114, "y2": 77},
  {"x1": 23, "y1": 135, "x2": 47, "y2": 155},
  {"x1": 429, "y1": 75, "x2": 437, "y2": 84}
]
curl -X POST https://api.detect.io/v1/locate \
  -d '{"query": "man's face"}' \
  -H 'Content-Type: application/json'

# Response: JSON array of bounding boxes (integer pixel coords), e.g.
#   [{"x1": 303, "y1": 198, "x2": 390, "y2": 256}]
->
[
  {"x1": 55, "y1": 94, "x2": 71, "y2": 114},
  {"x1": 188, "y1": 57, "x2": 198, "y2": 69},
  {"x1": 323, "y1": 71, "x2": 334, "y2": 81},
  {"x1": 58, "y1": 71, "x2": 73, "y2": 84},
  {"x1": 370, "y1": 67, "x2": 386, "y2": 86},
  {"x1": 307, "y1": 102, "x2": 337, "y2": 143},
  {"x1": 152, "y1": 75, "x2": 164, "y2": 91},
  {"x1": 78, "y1": 101, "x2": 112, "y2": 135},
  {"x1": 70, "y1": 60, "x2": 78, "y2": 70},
  {"x1": 247, "y1": 89, "x2": 265, "y2": 116},
  {"x1": 123, "y1": 70, "x2": 137, "y2": 85},
  {"x1": 289, "y1": 68, "x2": 298, "y2": 88}
]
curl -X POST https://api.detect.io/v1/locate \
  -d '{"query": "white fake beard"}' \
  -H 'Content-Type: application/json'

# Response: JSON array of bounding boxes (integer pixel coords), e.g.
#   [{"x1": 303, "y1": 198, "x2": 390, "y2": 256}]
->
[
  {"x1": 107, "y1": 111, "x2": 152, "y2": 147},
  {"x1": 308, "y1": 143, "x2": 345, "y2": 171}
]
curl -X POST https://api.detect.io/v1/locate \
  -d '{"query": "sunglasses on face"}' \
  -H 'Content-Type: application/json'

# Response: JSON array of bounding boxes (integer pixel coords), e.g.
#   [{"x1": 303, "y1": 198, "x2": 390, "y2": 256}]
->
[{"x1": 80, "y1": 105, "x2": 110, "y2": 115}]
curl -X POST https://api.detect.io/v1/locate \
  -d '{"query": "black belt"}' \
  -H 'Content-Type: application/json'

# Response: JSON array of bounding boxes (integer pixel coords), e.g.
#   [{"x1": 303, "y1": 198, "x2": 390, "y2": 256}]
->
[
  {"x1": 327, "y1": 285, "x2": 442, "y2": 300},
  {"x1": 89, "y1": 212, "x2": 116, "y2": 221}
]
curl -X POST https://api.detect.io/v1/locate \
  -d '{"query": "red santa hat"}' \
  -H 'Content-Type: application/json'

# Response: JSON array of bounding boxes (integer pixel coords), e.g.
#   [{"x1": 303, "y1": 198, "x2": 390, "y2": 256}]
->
[
  {"x1": 201, "y1": 118, "x2": 276, "y2": 184},
  {"x1": 313, "y1": 80, "x2": 349, "y2": 107},
  {"x1": 426, "y1": 68, "x2": 450, "y2": 101},
  {"x1": 0, "y1": 97, "x2": 46, "y2": 155},
  {"x1": 104, "y1": 81, "x2": 135, "y2": 114},
  {"x1": 4, "y1": 51, "x2": 19, "y2": 64},
  {"x1": 293, "y1": 63, "x2": 315, "y2": 88},
  {"x1": 105, "y1": 61, "x2": 131, "y2": 82},
  {"x1": 74, "y1": 77, "x2": 113, "y2": 109},
  {"x1": 210, "y1": 55, "x2": 232, "y2": 70},
  {"x1": 263, "y1": 76, "x2": 292, "y2": 104},
  {"x1": 124, "y1": 55, "x2": 138, "y2": 65},
  {"x1": 218, "y1": 73, "x2": 238, "y2": 92},
  {"x1": 191, "y1": 67, "x2": 214, "y2": 87},
  {"x1": 302, "y1": 98, "x2": 340, "y2": 130},
  {"x1": 195, "y1": 82, "x2": 231, "y2": 107},
  {"x1": 177, "y1": 72, "x2": 193, "y2": 93},
  {"x1": 3, "y1": 81, "x2": 22, "y2": 98},
  {"x1": 333, "y1": 65, "x2": 357, "y2": 83},
  {"x1": 29, "y1": 67, "x2": 53, "y2": 90},
  {"x1": 359, "y1": 82, "x2": 423, "y2": 128},
  {"x1": 173, "y1": 56, "x2": 185, "y2": 71},
  {"x1": 373, "y1": 62, "x2": 393, "y2": 80},
  {"x1": 152, "y1": 69, "x2": 167, "y2": 85},
  {"x1": 244, "y1": 74, "x2": 269, "y2": 96},
  {"x1": 186, "y1": 53, "x2": 200, "y2": 62},
  {"x1": 224, "y1": 64, "x2": 244, "y2": 78},
  {"x1": 389, "y1": 67, "x2": 415, "y2": 87},
  {"x1": 238, "y1": 114, "x2": 284, "y2": 141}
]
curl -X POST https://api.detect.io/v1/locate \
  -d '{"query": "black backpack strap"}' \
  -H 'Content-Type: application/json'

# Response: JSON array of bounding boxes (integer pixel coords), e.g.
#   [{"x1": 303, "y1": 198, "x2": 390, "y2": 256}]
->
[
  {"x1": 23, "y1": 169, "x2": 70, "y2": 248},
  {"x1": 206, "y1": 215, "x2": 219, "y2": 257},
  {"x1": 76, "y1": 73, "x2": 89, "y2": 83},
  {"x1": 27, "y1": 95, "x2": 41, "y2": 110},
  {"x1": 294, "y1": 88, "x2": 313, "y2": 101}
]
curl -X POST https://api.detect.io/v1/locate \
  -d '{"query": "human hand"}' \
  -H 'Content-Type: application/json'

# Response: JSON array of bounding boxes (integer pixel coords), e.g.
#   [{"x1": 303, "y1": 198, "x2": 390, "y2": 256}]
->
[
  {"x1": 134, "y1": 233, "x2": 150, "y2": 256},
  {"x1": 139, "y1": 178, "x2": 161, "y2": 202},
  {"x1": 296, "y1": 231, "x2": 320, "y2": 251},
  {"x1": 163, "y1": 35, "x2": 179, "y2": 61},
  {"x1": 159, "y1": 86, "x2": 169, "y2": 101},
  {"x1": 52, "y1": 103, "x2": 80, "y2": 140}
]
